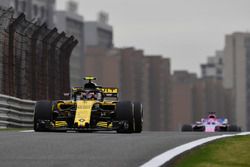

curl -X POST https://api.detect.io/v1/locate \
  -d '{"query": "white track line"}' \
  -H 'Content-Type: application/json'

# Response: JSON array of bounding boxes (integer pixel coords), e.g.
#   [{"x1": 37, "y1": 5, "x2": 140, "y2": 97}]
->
[
  {"x1": 140, "y1": 132, "x2": 250, "y2": 167},
  {"x1": 20, "y1": 130, "x2": 34, "y2": 133}
]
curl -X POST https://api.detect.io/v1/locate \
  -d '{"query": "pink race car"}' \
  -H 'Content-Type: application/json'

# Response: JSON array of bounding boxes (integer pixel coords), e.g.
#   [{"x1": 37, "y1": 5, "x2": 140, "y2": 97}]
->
[{"x1": 182, "y1": 113, "x2": 241, "y2": 132}]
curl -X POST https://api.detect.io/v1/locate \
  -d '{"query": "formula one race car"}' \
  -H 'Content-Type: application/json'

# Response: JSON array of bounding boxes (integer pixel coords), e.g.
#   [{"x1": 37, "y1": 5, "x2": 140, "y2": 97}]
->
[
  {"x1": 34, "y1": 77, "x2": 143, "y2": 133},
  {"x1": 181, "y1": 113, "x2": 241, "y2": 132}
]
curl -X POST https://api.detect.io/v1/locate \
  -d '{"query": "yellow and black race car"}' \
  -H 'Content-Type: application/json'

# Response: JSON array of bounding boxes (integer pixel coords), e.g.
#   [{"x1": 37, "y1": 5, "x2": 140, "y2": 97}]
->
[{"x1": 34, "y1": 77, "x2": 143, "y2": 133}]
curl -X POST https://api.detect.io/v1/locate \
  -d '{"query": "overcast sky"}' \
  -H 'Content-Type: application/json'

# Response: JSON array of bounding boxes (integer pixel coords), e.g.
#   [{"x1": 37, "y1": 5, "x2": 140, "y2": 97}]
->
[{"x1": 56, "y1": 0, "x2": 250, "y2": 75}]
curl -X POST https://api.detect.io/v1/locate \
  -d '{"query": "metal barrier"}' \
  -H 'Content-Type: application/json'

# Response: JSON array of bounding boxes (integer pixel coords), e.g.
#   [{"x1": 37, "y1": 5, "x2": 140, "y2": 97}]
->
[
  {"x1": 0, "y1": 94, "x2": 35, "y2": 128},
  {"x1": 0, "y1": 8, "x2": 77, "y2": 101}
]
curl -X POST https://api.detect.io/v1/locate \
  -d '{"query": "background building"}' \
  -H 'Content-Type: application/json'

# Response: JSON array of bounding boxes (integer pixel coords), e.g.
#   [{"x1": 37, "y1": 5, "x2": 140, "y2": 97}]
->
[
  {"x1": 144, "y1": 56, "x2": 171, "y2": 131},
  {"x1": 201, "y1": 50, "x2": 224, "y2": 80},
  {"x1": 83, "y1": 46, "x2": 172, "y2": 131},
  {"x1": 84, "y1": 47, "x2": 121, "y2": 88},
  {"x1": 119, "y1": 48, "x2": 144, "y2": 102},
  {"x1": 0, "y1": 0, "x2": 55, "y2": 28},
  {"x1": 55, "y1": 1, "x2": 84, "y2": 87},
  {"x1": 169, "y1": 67, "x2": 233, "y2": 131},
  {"x1": 197, "y1": 78, "x2": 228, "y2": 119},
  {"x1": 84, "y1": 12, "x2": 113, "y2": 49},
  {"x1": 169, "y1": 71, "x2": 197, "y2": 131},
  {"x1": 223, "y1": 32, "x2": 250, "y2": 130},
  {"x1": 0, "y1": 0, "x2": 9, "y2": 8}
]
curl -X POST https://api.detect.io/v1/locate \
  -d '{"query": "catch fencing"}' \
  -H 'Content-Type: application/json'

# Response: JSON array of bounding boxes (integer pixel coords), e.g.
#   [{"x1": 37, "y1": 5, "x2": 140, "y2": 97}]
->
[{"x1": 0, "y1": 7, "x2": 77, "y2": 101}]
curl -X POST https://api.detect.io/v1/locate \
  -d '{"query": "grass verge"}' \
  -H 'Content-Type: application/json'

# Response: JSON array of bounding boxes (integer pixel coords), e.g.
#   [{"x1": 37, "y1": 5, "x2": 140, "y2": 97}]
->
[{"x1": 171, "y1": 135, "x2": 250, "y2": 167}]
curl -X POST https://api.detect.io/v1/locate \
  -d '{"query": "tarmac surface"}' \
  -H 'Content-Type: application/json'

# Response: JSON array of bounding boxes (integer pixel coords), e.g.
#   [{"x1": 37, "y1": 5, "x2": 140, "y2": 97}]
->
[{"x1": 0, "y1": 131, "x2": 232, "y2": 167}]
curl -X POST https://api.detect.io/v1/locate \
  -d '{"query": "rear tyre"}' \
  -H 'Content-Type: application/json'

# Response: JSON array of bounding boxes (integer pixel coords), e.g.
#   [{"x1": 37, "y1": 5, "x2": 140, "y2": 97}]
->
[
  {"x1": 228, "y1": 125, "x2": 239, "y2": 132},
  {"x1": 181, "y1": 124, "x2": 193, "y2": 132},
  {"x1": 134, "y1": 102, "x2": 143, "y2": 133},
  {"x1": 116, "y1": 101, "x2": 134, "y2": 133},
  {"x1": 34, "y1": 101, "x2": 52, "y2": 132},
  {"x1": 238, "y1": 127, "x2": 242, "y2": 132}
]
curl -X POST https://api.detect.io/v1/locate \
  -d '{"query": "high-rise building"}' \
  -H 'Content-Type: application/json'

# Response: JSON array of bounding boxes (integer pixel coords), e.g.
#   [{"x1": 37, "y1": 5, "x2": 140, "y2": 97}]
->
[
  {"x1": 55, "y1": 1, "x2": 84, "y2": 87},
  {"x1": 118, "y1": 48, "x2": 154, "y2": 130},
  {"x1": 83, "y1": 47, "x2": 121, "y2": 88},
  {"x1": 0, "y1": 0, "x2": 55, "y2": 28},
  {"x1": 201, "y1": 50, "x2": 224, "y2": 79},
  {"x1": 144, "y1": 56, "x2": 171, "y2": 131},
  {"x1": 84, "y1": 12, "x2": 113, "y2": 49},
  {"x1": 161, "y1": 58, "x2": 171, "y2": 130},
  {"x1": 82, "y1": 46, "x2": 172, "y2": 131},
  {"x1": 199, "y1": 49, "x2": 232, "y2": 122},
  {"x1": 0, "y1": 0, "x2": 9, "y2": 8},
  {"x1": 192, "y1": 77, "x2": 232, "y2": 123},
  {"x1": 119, "y1": 48, "x2": 144, "y2": 101},
  {"x1": 223, "y1": 32, "x2": 250, "y2": 130},
  {"x1": 169, "y1": 71, "x2": 197, "y2": 131}
]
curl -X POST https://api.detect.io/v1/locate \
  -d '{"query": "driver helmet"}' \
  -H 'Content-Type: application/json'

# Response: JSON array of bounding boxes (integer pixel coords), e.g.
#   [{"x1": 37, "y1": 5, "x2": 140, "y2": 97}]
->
[
  {"x1": 84, "y1": 82, "x2": 97, "y2": 90},
  {"x1": 86, "y1": 91, "x2": 96, "y2": 100}
]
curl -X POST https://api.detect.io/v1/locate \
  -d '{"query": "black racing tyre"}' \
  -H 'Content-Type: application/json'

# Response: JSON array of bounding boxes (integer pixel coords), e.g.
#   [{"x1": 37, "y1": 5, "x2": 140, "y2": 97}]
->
[
  {"x1": 34, "y1": 101, "x2": 52, "y2": 132},
  {"x1": 133, "y1": 102, "x2": 143, "y2": 133},
  {"x1": 115, "y1": 101, "x2": 134, "y2": 133},
  {"x1": 228, "y1": 125, "x2": 239, "y2": 132},
  {"x1": 181, "y1": 124, "x2": 193, "y2": 132},
  {"x1": 238, "y1": 127, "x2": 242, "y2": 132},
  {"x1": 193, "y1": 126, "x2": 205, "y2": 132}
]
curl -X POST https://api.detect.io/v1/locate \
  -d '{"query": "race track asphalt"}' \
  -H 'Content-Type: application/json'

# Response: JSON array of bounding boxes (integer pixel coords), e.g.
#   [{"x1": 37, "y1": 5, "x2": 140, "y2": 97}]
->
[{"x1": 0, "y1": 131, "x2": 232, "y2": 167}]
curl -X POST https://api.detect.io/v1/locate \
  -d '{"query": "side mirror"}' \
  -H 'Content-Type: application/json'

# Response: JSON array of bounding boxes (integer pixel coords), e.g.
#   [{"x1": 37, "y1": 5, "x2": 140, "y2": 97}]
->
[{"x1": 64, "y1": 93, "x2": 70, "y2": 97}]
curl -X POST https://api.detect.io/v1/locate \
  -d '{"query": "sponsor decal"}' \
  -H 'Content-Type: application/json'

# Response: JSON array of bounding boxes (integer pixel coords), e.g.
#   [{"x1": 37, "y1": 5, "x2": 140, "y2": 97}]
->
[{"x1": 98, "y1": 88, "x2": 118, "y2": 94}]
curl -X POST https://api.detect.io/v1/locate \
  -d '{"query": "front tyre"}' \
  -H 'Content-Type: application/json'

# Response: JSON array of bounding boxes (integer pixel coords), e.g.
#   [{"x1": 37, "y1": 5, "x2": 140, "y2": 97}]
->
[
  {"x1": 133, "y1": 102, "x2": 143, "y2": 133},
  {"x1": 181, "y1": 124, "x2": 193, "y2": 132},
  {"x1": 228, "y1": 125, "x2": 240, "y2": 132},
  {"x1": 34, "y1": 101, "x2": 52, "y2": 132},
  {"x1": 116, "y1": 101, "x2": 134, "y2": 133}
]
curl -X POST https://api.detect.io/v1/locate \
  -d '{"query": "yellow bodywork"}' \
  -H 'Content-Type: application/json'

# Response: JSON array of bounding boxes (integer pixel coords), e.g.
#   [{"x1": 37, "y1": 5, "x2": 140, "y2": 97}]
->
[
  {"x1": 97, "y1": 121, "x2": 112, "y2": 128},
  {"x1": 54, "y1": 99, "x2": 116, "y2": 129},
  {"x1": 74, "y1": 100, "x2": 96, "y2": 127},
  {"x1": 55, "y1": 121, "x2": 68, "y2": 127}
]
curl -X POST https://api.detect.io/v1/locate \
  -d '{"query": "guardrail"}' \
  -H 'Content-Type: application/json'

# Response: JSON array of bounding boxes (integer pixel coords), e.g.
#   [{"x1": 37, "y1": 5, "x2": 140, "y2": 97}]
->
[{"x1": 0, "y1": 94, "x2": 35, "y2": 128}]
